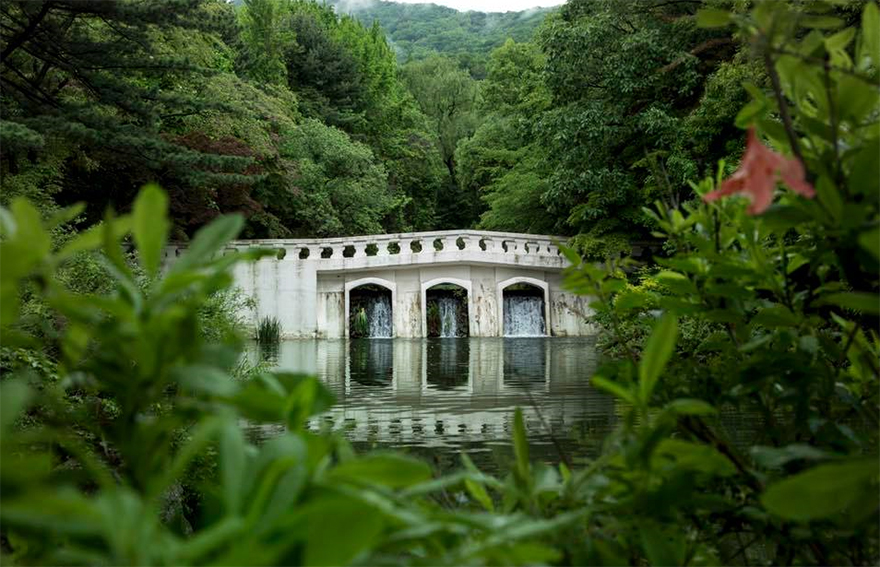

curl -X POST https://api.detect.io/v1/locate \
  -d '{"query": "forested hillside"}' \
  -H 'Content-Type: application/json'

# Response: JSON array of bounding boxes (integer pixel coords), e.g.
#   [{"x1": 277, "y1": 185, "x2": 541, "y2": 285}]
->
[
  {"x1": 328, "y1": 0, "x2": 552, "y2": 69},
  {"x1": 1, "y1": 0, "x2": 447, "y2": 240},
  {"x1": 1, "y1": 0, "x2": 751, "y2": 256}
]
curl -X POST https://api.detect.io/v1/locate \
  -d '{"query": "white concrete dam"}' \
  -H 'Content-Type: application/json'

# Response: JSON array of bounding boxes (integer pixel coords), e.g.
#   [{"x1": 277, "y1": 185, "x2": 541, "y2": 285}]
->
[{"x1": 163, "y1": 229, "x2": 595, "y2": 338}]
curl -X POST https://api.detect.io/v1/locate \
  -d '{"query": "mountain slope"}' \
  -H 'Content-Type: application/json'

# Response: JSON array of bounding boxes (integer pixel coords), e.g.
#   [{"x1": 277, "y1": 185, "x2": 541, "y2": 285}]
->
[{"x1": 327, "y1": 0, "x2": 553, "y2": 62}]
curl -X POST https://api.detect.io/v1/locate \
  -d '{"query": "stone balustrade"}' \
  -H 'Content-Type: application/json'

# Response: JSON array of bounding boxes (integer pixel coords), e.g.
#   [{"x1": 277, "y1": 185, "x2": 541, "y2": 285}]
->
[
  {"x1": 164, "y1": 229, "x2": 568, "y2": 271},
  {"x1": 160, "y1": 229, "x2": 596, "y2": 338}
]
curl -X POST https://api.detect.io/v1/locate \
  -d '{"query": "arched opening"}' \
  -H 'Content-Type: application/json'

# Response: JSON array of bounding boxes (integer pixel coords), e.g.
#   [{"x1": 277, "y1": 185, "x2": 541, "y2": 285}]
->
[
  {"x1": 501, "y1": 281, "x2": 547, "y2": 337},
  {"x1": 421, "y1": 278, "x2": 473, "y2": 338},
  {"x1": 348, "y1": 284, "x2": 393, "y2": 338},
  {"x1": 425, "y1": 283, "x2": 469, "y2": 338}
]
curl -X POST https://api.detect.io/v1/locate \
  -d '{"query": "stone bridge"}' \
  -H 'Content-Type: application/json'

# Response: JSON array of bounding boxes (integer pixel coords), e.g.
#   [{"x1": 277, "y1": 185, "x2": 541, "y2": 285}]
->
[{"x1": 164, "y1": 230, "x2": 594, "y2": 338}]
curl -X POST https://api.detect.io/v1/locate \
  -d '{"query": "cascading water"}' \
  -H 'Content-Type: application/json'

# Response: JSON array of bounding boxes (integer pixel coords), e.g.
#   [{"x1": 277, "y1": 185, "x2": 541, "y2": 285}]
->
[
  {"x1": 365, "y1": 294, "x2": 392, "y2": 338},
  {"x1": 351, "y1": 294, "x2": 392, "y2": 338},
  {"x1": 503, "y1": 295, "x2": 545, "y2": 336},
  {"x1": 437, "y1": 296, "x2": 459, "y2": 337}
]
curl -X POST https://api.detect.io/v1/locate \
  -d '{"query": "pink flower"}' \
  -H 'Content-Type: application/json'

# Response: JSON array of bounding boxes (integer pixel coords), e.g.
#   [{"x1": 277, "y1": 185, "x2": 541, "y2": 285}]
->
[{"x1": 704, "y1": 128, "x2": 816, "y2": 215}]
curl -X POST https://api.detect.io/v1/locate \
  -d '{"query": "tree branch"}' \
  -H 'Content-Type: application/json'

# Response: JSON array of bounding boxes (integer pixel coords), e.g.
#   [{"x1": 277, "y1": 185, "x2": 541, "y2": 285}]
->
[
  {"x1": 762, "y1": 46, "x2": 805, "y2": 165},
  {"x1": 1, "y1": 1, "x2": 53, "y2": 63}
]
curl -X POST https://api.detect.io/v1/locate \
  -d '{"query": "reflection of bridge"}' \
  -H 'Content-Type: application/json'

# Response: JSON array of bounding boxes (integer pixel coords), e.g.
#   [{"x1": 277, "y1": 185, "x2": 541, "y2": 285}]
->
[
  {"x1": 244, "y1": 338, "x2": 616, "y2": 447},
  {"x1": 164, "y1": 230, "x2": 594, "y2": 338}
]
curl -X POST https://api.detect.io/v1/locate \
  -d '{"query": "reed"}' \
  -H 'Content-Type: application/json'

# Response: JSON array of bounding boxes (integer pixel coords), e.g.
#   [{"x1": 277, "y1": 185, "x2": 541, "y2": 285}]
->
[{"x1": 255, "y1": 316, "x2": 281, "y2": 346}]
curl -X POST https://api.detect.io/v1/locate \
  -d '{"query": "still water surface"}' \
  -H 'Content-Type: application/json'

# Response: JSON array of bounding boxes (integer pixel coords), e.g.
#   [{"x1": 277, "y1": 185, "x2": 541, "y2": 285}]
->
[{"x1": 246, "y1": 338, "x2": 618, "y2": 471}]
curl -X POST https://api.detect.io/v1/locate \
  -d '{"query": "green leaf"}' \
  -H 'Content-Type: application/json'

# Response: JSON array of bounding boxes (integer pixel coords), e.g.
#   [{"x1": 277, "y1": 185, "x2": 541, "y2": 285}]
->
[
  {"x1": 751, "y1": 444, "x2": 831, "y2": 469},
  {"x1": 653, "y1": 271, "x2": 697, "y2": 295},
  {"x1": 696, "y1": 8, "x2": 731, "y2": 28},
  {"x1": 816, "y1": 176, "x2": 843, "y2": 223},
  {"x1": 848, "y1": 138, "x2": 880, "y2": 198},
  {"x1": 653, "y1": 439, "x2": 736, "y2": 476},
  {"x1": 497, "y1": 542, "x2": 562, "y2": 564},
  {"x1": 279, "y1": 374, "x2": 335, "y2": 427},
  {"x1": 614, "y1": 289, "x2": 654, "y2": 310},
  {"x1": 301, "y1": 496, "x2": 385, "y2": 566},
  {"x1": 132, "y1": 184, "x2": 169, "y2": 276},
  {"x1": 800, "y1": 15, "x2": 844, "y2": 29},
  {"x1": 759, "y1": 205, "x2": 814, "y2": 232},
  {"x1": 817, "y1": 292, "x2": 880, "y2": 315},
  {"x1": 175, "y1": 365, "x2": 239, "y2": 396},
  {"x1": 640, "y1": 524, "x2": 686, "y2": 566},
  {"x1": 592, "y1": 375, "x2": 635, "y2": 404},
  {"x1": 177, "y1": 517, "x2": 245, "y2": 564},
  {"x1": 639, "y1": 313, "x2": 678, "y2": 403},
  {"x1": 0, "y1": 491, "x2": 103, "y2": 536},
  {"x1": 171, "y1": 214, "x2": 244, "y2": 273},
  {"x1": 512, "y1": 407, "x2": 530, "y2": 481},
  {"x1": 838, "y1": 74, "x2": 879, "y2": 124},
  {"x1": 0, "y1": 379, "x2": 31, "y2": 430},
  {"x1": 46, "y1": 203, "x2": 85, "y2": 228},
  {"x1": 329, "y1": 454, "x2": 432, "y2": 488},
  {"x1": 860, "y1": 2, "x2": 879, "y2": 66},
  {"x1": 2, "y1": 198, "x2": 50, "y2": 279},
  {"x1": 751, "y1": 305, "x2": 800, "y2": 328},
  {"x1": 558, "y1": 244, "x2": 582, "y2": 266},
  {"x1": 858, "y1": 226, "x2": 879, "y2": 259},
  {"x1": 825, "y1": 27, "x2": 856, "y2": 52},
  {"x1": 735, "y1": 99, "x2": 767, "y2": 128},
  {"x1": 56, "y1": 216, "x2": 132, "y2": 260},
  {"x1": 220, "y1": 421, "x2": 246, "y2": 515},
  {"x1": 664, "y1": 399, "x2": 717, "y2": 416},
  {"x1": 461, "y1": 454, "x2": 494, "y2": 511},
  {"x1": 761, "y1": 459, "x2": 879, "y2": 521},
  {"x1": 0, "y1": 206, "x2": 15, "y2": 237},
  {"x1": 786, "y1": 253, "x2": 810, "y2": 274}
]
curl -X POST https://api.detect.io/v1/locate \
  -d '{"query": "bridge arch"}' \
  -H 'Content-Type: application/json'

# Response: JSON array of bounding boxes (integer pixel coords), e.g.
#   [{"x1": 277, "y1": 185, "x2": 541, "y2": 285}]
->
[
  {"x1": 496, "y1": 276, "x2": 549, "y2": 337},
  {"x1": 420, "y1": 277, "x2": 474, "y2": 337},
  {"x1": 345, "y1": 277, "x2": 397, "y2": 338}
]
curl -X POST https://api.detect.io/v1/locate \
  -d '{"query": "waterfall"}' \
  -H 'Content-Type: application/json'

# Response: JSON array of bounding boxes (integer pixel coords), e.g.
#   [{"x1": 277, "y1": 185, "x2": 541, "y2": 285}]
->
[
  {"x1": 366, "y1": 294, "x2": 392, "y2": 338},
  {"x1": 437, "y1": 296, "x2": 459, "y2": 337},
  {"x1": 504, "y1": 295, "x2": 545, "y2": 336}
]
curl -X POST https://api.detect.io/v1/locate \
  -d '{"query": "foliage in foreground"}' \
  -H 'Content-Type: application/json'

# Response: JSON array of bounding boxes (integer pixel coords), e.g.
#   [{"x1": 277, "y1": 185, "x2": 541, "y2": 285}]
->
[{"x1": 2, "y1": 174, "x2": 876, "y2": 565}]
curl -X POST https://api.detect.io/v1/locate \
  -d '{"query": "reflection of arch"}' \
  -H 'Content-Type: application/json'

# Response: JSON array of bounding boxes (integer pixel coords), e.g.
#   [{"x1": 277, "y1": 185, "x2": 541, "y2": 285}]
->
[
  {"x1": 496, "y1": 276, "x2": 549, "y2": 337},
  {"x1": 420, "y1": 277, "x2": 474, "y2": 337},
  {"x1": 345, "y1": 277, "x2": 397, "y2": 338}
]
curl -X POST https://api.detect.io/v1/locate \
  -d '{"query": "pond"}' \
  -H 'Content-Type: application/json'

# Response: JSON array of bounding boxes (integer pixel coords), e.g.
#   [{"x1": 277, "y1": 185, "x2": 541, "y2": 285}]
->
[{"x1": 245, "y1": 337, "x2": 617, "y2": 473}]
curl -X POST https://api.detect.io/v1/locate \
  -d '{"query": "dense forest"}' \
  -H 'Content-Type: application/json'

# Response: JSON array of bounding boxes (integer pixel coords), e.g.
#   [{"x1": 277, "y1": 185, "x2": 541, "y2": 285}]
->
[
  {"x1": 328, "y1": 0, "x2": 552, "y2": 73},
  {"x1": 1, "y1": 0, "x2": 879, "y2": 565},
  {"x1": 2, "y1": 0, "x2": 756, "y2": 257}
]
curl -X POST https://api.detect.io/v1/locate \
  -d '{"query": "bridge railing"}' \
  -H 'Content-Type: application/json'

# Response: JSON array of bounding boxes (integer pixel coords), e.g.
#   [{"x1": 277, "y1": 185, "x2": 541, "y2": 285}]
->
[{"x1": 165, "y1": 229, "x2": 568, "y2": 263}]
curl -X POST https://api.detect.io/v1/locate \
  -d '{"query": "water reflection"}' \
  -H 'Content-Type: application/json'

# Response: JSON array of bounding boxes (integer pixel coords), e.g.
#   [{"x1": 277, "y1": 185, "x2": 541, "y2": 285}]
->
[{"x1": 247, "y1": 337, "x2": 617, "y2": 471}]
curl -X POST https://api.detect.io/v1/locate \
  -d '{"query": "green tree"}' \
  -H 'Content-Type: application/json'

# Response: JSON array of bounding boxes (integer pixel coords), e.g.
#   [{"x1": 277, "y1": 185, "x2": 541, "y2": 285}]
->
[
  {"x1": 401, "y1": 56, "x2": 480, "y2": 227},
  {"x1": 0, "y1": 0, "x2": 259, "y2": 231},
  {"x1": 254, "y1": 118, "x2": 392, "y2": 237},
  {"x1": 536, "y1": 0, "x2": 746, "y2": 251},
  {"x1": 237, "y1": 0, "x2": 293, "y2": 85},
  {"x1": 329, "y1": 0, "x2": 552, "y2": 64},
  {"x1": 456, "y1": 39, "x2": 553, "y2": 232},
  {"x1": 279, "y1": 1, "x2": 445, "y2": 232}
]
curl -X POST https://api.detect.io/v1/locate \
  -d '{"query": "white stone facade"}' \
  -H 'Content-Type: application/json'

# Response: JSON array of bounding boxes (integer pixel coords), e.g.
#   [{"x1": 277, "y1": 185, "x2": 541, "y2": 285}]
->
[{"x1": 164, "y1": 229, "x2": 595, "y2": 338}]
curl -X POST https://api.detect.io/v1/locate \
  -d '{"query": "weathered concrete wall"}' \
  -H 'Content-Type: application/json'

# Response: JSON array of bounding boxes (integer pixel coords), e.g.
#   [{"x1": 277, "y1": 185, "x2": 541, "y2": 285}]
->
[
  {"x1": 164, "y1": 230, "x2": 597, "y2": 338},
  {"x1": 236, "y1": 264, "x2": 595, "y2": 338}
]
